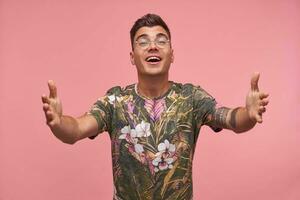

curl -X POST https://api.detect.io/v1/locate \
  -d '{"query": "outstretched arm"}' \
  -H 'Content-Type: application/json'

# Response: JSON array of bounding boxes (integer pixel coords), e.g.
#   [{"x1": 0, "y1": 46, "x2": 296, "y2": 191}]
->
[
  {"x1": 226, "y1": 73, "x2": 269, "y2": 133},
  {"x1": 209, "y1": 73, "x2": 269, "y2": 133},
  {"x1": 41, "y1": 80, "x2": 98, "y2": 144}
]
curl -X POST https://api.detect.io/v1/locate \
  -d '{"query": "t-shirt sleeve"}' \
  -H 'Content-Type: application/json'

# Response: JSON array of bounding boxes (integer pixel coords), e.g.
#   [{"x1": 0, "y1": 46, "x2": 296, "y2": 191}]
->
[
  {"x1": 86, "y1": 92, "x2": 113, "y2": 139},
  {"x1": 193, "y1": 86, "x2": 225, "y2": 133}
]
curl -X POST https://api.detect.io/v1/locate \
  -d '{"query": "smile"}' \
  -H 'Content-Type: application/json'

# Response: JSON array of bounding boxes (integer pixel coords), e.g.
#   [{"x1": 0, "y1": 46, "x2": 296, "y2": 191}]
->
[{"x1": 145, "y1": 56, "x2": 162, "y2": 64}]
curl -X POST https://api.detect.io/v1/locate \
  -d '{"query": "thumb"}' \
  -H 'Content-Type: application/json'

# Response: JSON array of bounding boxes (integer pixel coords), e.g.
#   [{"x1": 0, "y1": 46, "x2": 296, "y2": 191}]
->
[
  {"x1": 251, "y1": 72, "x2": 260, "y2": 91},
  {"x1": 48, "y1": 80, "x2": 57, "y2": 98}
]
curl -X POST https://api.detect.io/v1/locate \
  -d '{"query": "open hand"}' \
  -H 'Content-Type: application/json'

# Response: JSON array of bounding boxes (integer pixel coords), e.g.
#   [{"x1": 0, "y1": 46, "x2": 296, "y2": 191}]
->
[
  {"x1": 246, "y1": 73, "x2": 269, "y2": 123},
  {"x1": 41, "y1": 80, "x2": 63, "y2": 127}
]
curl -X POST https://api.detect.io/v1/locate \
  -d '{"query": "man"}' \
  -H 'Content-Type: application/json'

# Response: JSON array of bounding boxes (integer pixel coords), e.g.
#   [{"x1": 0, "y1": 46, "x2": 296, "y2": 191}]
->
[{"x1": 41, "y1": 14, "x2": 269, "y2": 200}]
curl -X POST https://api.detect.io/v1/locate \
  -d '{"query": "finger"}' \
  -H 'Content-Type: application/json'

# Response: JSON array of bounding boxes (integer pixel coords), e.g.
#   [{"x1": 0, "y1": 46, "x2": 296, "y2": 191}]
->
[
  {"x1": 48, "y1": 120, "x2": 56, "y2": 127},
  {"x1": 46, "y1": 110, "x2": 54, "y2": 122},
  {"x1": 260, "y1": 99, "x2": 269, "y2": 106},
  {"x1": 41, "y1": 94, "x2": 50, "y2": 104},
  {"x1": 259, "y1": 93, "x2": 269, "y2": 99},
  {"x1": 258, "y1": 106, "x2": 266, "y2": 113},
  {"x1": 43, "y1": 103, "x2": 50, "y2": 112},
  {"x1": 46, "y1": 113, "x2": 57, "y2": 127},
  {"x1": 48, "y1": 80, "x2": 57, "y2": 98},
  {"x1": 256, "y1": 114, "x2": 263, "y2": 123},
  {"x1": 251, "y1": 72, "x2": 260, "y2": 91},
  {"x1": 42, "y1": 105, "x2": 49, "y2": 121},
  {"x1": 43, "y1": 103, "x2": 54, "y2": 114},
  {"x1": 43, "y1": 110, "x2": 52, "y2": 125}
]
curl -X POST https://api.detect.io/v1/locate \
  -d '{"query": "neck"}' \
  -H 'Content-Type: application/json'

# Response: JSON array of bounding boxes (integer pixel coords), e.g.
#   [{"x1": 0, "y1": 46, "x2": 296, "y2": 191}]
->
[{"x1": 137, "y1": 74, "x2": 171, "y2": 99}]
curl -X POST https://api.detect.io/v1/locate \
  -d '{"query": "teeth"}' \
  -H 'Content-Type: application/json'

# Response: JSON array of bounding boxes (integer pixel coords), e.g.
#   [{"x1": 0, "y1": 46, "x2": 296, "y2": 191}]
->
[{"x1": 146, "y1": 56, "x2": 161, "y2": 62}]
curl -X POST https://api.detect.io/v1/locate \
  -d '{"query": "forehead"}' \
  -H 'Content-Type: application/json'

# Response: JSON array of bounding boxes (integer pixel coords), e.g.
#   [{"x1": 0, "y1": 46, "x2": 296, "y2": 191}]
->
[{"x1": 134, "y1": 26, "x2": 169, "y2": 40}]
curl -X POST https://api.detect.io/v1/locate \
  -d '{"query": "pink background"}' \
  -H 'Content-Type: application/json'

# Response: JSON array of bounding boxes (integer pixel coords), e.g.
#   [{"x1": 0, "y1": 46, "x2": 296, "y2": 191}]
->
[{"x1": 1, "y1": 0, "x2": 299, "y2": 199}]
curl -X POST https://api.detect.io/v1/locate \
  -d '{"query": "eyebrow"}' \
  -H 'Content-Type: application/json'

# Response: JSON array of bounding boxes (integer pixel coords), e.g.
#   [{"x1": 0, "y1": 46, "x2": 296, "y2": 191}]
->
[{"x1": 135, "y1": 33, "x2": 169, "y2": 41}]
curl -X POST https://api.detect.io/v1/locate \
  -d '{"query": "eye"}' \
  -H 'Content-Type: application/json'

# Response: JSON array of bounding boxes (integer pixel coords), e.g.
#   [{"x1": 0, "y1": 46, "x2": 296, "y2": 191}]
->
[
  {"x1": 156, "y1": 37, "x2": 168, "y2": 46},
  {"x1": 137, "y1": 39, "x2": 149, "y2": 47},
  {"x1": 157, "y1": 40, "x2": 167, "y2": 45},
  {"x1": 139, "y1": 41, "x2": 148, "y2": 46}
]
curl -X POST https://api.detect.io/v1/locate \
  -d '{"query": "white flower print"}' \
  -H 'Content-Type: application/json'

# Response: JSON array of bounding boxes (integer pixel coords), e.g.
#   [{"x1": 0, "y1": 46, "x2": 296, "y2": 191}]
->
[
  {"x1": 134, "y1": 143, "x2": 144, "y2": 154},
  {"x1": 135, "y1": 121, "x2": 152, "y2": 137},
  {"x1": 118, "y1": 122, "x2": 152, "y2": 164},
  {"x1": 108, "y1": 94, "x2": 121, "y2": 104},
  {"x1": 152, "y1": 157, "x2": 174, "y2": 171},
  {"x1": 118, "y1": 126, "x2": 138, "y2": 143},
  {"x1": 108, "y1": 95, "x2": 116, "y2": 104},
  {"x1": 118, "y1": 125, "x2": 146, "y2": 154},
  {"x1": 157, "y1": 139, "x2": 175, "y2": 153},
  {"x1": 152, "y1": 139, "x2": 176, "y2": 172},
  {"x1": 118, "y1": 125, "x2": 130, "y2": 139}
]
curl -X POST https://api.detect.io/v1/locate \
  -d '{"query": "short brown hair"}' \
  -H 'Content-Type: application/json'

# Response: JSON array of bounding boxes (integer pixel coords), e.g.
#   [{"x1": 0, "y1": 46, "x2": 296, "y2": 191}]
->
[{"x1": 130, "y1": 13, "x2": 171, "y2": 50}]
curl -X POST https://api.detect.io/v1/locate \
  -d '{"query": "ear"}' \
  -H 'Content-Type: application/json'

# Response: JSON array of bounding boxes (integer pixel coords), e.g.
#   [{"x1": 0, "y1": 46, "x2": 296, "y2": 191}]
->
[
  {"x1": 171, "y1": 48, "x2": 174, "y2": 63},
  {"x1": 130, "y1": 51, "x2": 135, "y2": 65}
]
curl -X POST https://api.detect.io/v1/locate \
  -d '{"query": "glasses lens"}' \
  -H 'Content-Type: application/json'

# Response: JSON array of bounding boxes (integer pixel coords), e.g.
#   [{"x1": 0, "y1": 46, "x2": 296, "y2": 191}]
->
[
  {"x1": 136, "y1": 36, "x2": 169, "y2": 49},
  {"x1": 136, "y1": 38, "x2": 149, "y2": 49},
  {"x1": 156, "y1": 36, "x2": 168, "y2": 48}
]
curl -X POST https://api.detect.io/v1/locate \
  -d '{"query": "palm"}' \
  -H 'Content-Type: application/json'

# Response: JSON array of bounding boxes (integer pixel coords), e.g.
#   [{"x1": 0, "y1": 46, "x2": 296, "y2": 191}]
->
[
  {"x1": 41, "y1": 80, "x2": 63, "y2": 127},
  {"x1": 48, "y1": 96, "x2": 62, "y2": 123},
  {"x1": 246, "y1": 73, "x2": 269, "y2": 123}
]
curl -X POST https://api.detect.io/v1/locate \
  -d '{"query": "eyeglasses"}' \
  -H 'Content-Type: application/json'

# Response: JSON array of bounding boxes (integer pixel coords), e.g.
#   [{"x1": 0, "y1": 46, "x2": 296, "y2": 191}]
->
[{"x1": 135, "y1": 36, "x2": 170, "y2": 50}]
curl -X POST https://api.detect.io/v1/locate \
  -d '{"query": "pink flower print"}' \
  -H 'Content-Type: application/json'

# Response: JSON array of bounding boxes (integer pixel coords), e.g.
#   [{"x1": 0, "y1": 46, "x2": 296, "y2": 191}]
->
[
  {"x1": 144, "y1": 99, "x2": 166, "y2": 122},
  {"x1": 127, "y1": 101, "x2": 135, "y2": 113},
  {"x1": 152, "y1": 139, "x2": 176, "y2": 172},
  {"x1": 147, "y1": 157, "x2": 156, "y2": 175}
]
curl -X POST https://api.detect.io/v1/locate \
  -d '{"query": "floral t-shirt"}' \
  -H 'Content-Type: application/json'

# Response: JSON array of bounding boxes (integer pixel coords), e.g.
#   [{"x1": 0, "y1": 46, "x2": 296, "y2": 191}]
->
[{"x1": 88, "y1": 81, "x2": 224, "y2": 200}]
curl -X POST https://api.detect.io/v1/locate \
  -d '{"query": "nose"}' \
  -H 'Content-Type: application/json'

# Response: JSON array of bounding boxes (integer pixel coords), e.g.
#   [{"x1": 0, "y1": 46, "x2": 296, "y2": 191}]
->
[{"x1": 148, "y1": 41, "x2": 158, "y2": 50}]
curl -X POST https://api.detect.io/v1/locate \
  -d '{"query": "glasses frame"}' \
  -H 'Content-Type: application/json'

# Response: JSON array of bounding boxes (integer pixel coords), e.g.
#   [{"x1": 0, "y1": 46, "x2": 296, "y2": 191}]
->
[{"x1": 135, "y1": 37, "x2": 170, "y2": 50}]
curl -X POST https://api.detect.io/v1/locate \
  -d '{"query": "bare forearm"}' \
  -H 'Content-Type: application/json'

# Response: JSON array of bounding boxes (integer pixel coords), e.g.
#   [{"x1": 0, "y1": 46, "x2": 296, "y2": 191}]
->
[
  {"x1": 49, "y1": 115, "x2": 80, "y2": 144},
  {"x1": 210, "y1": 73, "x2": 268, "y2": 133},
  {"x1": 42, "y1": 80, "x2": 99, "y2": 143},
  {"x1": 227, "y1": 107, "x2": 256, "y2": 133}
]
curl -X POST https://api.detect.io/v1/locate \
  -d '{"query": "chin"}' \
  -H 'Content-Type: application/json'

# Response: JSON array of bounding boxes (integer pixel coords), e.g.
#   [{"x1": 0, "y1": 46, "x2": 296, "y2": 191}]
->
[
  {"x1": 144, "y1": 66, "x2": 169, "y2": 76},
  {"x1": 136, "y1": 61, "x2": 170, "y2": 76}
]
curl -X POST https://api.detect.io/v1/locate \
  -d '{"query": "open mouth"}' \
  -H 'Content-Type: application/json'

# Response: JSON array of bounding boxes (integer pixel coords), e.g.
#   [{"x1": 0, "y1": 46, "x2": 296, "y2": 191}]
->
[{"x1": 145, "y1": 56, "x2": 162, "y2": 64}]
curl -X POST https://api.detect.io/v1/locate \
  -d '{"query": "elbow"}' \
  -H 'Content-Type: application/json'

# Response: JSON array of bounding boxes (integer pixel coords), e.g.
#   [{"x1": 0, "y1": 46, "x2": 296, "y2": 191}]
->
[
  {"x1": 60, "y1": 137, "x2": 78, "y2": 145},
  {"x1": 233, "y1": 128, "x2": 251, "y2": 134},
  {"x1": 232, "y1": 124, "x2": 256, "y2": 134},
  {"x1": 233, "y1": 130, "x2": 245, "y2": 134},
  {"x1": 64, "y1": 140, "x2": 77, "y2": 145}
]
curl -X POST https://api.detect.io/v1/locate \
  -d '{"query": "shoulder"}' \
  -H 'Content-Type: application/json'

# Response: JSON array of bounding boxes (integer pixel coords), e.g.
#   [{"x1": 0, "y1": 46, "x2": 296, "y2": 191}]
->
[
  {"x1": 106, "y1": 83, "x2": 135, "y2": 96},
  {"x1": 95, "y1": 84, "x2": 134, "y2": 105},
  {"x1": 172, "y1": 82, "x2": 214, "y2": 100},
  {"x1": 172, "y1": 82, "x2": 205, "y2": 96}
]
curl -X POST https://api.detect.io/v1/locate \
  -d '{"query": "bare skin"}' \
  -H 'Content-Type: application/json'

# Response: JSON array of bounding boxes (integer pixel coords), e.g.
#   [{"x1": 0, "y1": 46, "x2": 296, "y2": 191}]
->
[
  {"x1": 41, "y1": 80, "x2": 98, "y2": 144},
  {"x1": 225, "y1": 73, "x2": 269, "y2": 133},
  {"x1": 130, "y1": 26, "x2": 174, "y2": 99},
  {"x1": 41, "y1": 26, "x2": 269, "y2": 144}
]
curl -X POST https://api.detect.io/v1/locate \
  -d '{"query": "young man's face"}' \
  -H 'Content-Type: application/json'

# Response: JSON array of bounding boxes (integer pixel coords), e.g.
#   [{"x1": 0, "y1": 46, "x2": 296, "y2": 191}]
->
[{"x1": 130, "y1": 26, "x2": 174, "y2": 78}]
